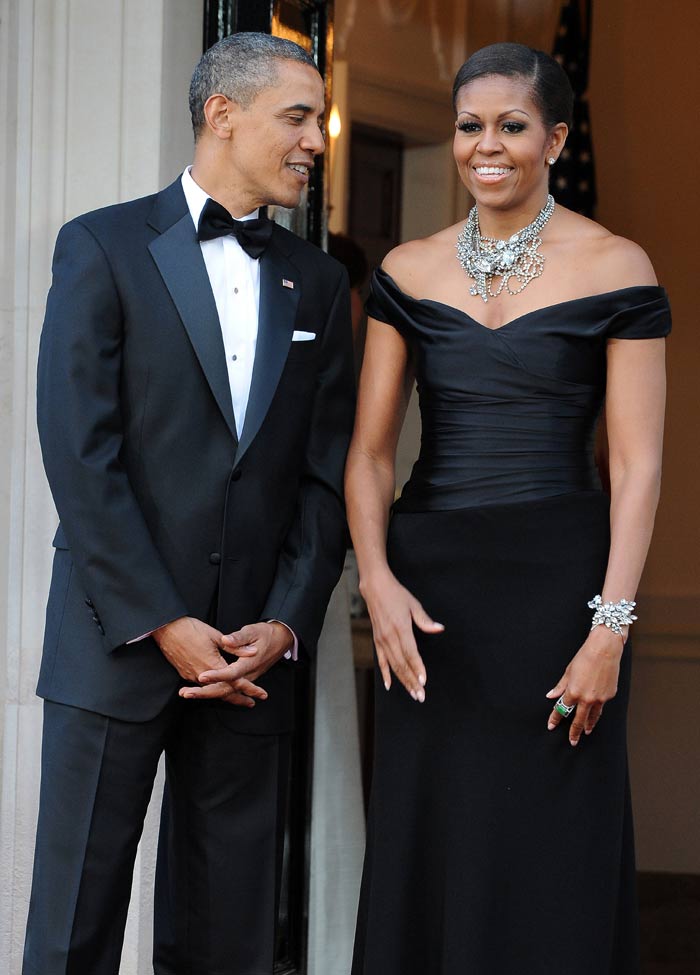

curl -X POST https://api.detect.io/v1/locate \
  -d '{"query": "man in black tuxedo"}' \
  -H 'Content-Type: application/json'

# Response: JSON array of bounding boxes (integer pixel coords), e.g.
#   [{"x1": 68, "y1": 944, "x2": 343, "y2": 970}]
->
[{"x1": 23, "y1": 32, "x2": 355, "y2": 975}]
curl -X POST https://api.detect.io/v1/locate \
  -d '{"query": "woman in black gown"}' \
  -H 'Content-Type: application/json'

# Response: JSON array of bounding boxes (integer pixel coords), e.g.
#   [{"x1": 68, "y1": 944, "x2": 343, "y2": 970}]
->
[{"x1": 346, "y1": 43, "x2": 669, "y2": 975}]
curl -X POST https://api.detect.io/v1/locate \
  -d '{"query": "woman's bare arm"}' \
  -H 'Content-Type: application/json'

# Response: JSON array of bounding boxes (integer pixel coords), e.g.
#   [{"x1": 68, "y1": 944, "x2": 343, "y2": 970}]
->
[
  {"x1": 548, "y1": 241, "x2": 666, "y2": 744},
  {"x1": 345, "y1": 317, "x2": 443, "y2": 700}
]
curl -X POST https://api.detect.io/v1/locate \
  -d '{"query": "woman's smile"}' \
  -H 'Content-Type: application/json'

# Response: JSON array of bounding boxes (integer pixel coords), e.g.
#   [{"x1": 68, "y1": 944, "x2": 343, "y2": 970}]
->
[{"x1": 472, "y1": 164, "x2": 515, "y2": 184}]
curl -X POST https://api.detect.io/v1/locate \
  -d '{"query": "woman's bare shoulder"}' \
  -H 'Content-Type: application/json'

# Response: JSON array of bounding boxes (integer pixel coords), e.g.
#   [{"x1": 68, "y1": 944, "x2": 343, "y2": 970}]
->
[
  {"x1": 597, "y1": 235, "x2": 658, "y2": 288},
  {"x1": 554, "y1": 208, "x2": 658, "y2": 289},
  {"x1": 381, "y1": 224, "x2": 462, "y2": 293}
]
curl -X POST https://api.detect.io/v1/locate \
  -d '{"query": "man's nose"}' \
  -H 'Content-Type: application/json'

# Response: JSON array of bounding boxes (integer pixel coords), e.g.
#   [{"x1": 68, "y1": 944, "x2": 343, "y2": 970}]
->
[{"x1": 301, "y1": 123, "x2": 326, "y2": 156}]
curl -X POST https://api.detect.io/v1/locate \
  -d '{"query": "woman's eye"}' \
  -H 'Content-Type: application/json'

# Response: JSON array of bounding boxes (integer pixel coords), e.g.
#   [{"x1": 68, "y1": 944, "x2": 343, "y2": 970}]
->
[
  {"x1": 502, "y1": 122, "x2": 525, "y2": 133},
  {"x1": 457, "y1": 122, "x2": 481, "y2": 133}
]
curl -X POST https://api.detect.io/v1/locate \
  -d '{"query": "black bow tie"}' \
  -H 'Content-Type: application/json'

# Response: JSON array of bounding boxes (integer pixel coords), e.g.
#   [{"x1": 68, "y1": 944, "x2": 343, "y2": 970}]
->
[{"x1": 197, "y1": 198, "x2": 273, "y2": 259}]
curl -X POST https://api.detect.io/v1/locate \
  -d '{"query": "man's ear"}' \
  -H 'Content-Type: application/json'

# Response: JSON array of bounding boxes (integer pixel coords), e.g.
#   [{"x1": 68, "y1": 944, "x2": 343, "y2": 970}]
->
[{"x1": 202, "y1": 94, "x2": 235, "y2": 141}]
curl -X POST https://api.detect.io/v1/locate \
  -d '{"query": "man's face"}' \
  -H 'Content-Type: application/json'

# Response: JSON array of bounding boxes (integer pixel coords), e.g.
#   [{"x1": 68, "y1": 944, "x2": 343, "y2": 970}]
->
[{"x1": 223, "y1": 59, "x2": 326, "y2": 212}]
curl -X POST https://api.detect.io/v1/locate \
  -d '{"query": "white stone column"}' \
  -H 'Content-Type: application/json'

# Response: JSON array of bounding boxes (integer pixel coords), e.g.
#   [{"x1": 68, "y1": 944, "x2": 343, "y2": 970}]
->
[
  {"x1": 0, "y1": 2, "x2": 200, "y2": 972},
  {"x1": 309, "y1": 580, "x2": 365, "y2": 975}
]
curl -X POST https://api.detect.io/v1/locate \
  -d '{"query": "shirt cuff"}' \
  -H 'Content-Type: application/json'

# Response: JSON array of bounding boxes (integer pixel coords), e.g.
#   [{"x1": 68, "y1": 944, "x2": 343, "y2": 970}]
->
[{"x1": 267, "y1": 620, "x2": 298, "y2": 661}]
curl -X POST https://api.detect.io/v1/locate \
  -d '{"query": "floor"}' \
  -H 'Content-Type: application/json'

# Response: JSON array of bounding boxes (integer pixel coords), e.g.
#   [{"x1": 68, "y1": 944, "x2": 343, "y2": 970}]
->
[{"x1": 639, "y1": 872, "x2": 700, "y2": 974}]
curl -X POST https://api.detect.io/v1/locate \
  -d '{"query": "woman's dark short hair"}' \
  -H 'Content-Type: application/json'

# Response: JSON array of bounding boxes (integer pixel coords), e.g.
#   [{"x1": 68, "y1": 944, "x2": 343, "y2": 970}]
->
[{"x1": 452, "y1": 42, "x2": 573, "y2": 130}]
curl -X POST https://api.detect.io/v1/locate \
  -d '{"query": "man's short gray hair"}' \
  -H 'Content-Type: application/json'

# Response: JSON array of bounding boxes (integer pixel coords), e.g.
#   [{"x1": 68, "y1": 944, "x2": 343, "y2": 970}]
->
[{"x1": 189, "y1": 32, "x2": 319, "y2": 139}]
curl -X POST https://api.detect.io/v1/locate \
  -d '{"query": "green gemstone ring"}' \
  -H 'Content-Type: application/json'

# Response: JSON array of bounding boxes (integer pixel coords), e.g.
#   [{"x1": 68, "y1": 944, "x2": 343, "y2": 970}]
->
[{"x1": 555, "y1": 696, "x2": 575, "y2": 718}]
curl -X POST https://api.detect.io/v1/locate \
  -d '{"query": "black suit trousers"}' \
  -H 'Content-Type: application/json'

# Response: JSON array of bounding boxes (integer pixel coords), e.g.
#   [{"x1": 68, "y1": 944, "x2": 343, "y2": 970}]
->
[{"x1": 23, "y1": 699, "x2": 290, "y2": 975}]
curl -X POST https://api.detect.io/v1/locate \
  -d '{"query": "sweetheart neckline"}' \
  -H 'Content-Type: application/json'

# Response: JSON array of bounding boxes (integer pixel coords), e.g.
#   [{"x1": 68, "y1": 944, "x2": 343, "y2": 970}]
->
[{"x1": 375, "y1": 268, "x2": 665, "y2": 333}]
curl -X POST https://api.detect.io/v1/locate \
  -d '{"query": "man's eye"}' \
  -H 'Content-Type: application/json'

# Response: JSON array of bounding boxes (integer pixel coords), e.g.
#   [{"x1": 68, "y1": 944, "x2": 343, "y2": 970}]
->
[{"x1": 288, "y1": 116, "x2": 304, "y2": 124}]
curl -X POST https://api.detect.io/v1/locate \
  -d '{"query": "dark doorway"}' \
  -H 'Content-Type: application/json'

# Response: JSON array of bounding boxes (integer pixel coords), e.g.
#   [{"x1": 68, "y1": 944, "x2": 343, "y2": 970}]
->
[{"x1": 349, "y1": 124, "x2": 404, "y2": 273}]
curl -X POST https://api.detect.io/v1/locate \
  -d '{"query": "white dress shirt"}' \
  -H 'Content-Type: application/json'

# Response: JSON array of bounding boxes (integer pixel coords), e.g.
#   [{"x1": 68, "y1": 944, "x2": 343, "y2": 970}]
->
[
  {"x1": 177, "y1": 168, "x2": 297, "y2": 660},
  {"x1": 181, "y1": 167, "x2": 260, "y2": 436}
]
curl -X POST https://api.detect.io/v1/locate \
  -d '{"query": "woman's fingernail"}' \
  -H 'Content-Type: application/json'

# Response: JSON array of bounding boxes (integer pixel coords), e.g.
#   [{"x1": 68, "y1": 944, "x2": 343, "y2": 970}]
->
[
  {"x1": 410, "y1": 690, "x2": 417, "y2": 700},
  {"x1": 547, "y1": 721, "x2": 555, "y2": 730},
  {"x1": 417, "y1": 689, "x2": 425, "y2": 703},
  {"x1": 418, "y1": 674, "x2": 426, "y2": 687},
  {"x1": 384, "y1": 681, "x2": 390, "y2": 691},
  {"x1": 571, "y1": 738, "x2": 579, "y2": 747}
]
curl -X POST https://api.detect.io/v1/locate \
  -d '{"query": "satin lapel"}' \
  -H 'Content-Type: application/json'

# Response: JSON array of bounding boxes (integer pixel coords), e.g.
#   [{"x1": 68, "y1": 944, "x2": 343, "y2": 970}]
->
[
  {"x1": 235, "y1": 239, "x2": 300, "y2": 464},
  {"x1": 149, "y1": 214, "x2": 237, "y2": 441}
]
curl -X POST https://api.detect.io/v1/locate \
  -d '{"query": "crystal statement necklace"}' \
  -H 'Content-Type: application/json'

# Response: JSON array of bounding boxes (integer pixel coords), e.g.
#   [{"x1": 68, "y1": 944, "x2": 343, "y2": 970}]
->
[{"x1": 456, "y1": 194, "x2": 556, "y2": 303}]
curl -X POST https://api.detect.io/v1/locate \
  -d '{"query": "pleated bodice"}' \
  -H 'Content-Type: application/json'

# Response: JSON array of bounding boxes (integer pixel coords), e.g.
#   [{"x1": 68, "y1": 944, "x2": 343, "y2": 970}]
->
[{"x1": 367, "y1": 268, "x2": 671, "y2": 511}]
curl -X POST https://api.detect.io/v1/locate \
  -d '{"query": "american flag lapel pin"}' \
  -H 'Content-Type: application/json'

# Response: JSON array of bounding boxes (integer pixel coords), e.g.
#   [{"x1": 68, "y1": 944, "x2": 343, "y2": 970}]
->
[{"x1": 282, "y1": 278, "x2": 295, "y2": 290}]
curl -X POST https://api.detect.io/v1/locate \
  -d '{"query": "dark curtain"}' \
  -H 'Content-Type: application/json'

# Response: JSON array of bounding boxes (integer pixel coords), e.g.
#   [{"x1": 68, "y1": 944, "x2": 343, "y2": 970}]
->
[{"x1": 552, "y1": 0, "x2": 597, "y2": 217}]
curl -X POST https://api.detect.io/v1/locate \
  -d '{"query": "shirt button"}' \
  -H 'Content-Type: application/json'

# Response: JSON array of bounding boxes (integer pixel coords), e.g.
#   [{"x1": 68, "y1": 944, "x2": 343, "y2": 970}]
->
[
  {"x1": 231, "y1": 354, "x2": 237, "y2": 362},
  {"x1": 209, "y1": 553, "x2": 221, "y2": 565},
  {"x1": 233, "y1": 287, "x2": 239, "y2": 294}
]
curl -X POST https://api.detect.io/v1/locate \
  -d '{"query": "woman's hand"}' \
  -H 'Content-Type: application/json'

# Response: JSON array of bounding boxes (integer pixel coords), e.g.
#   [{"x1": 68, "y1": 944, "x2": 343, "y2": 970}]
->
[
  {"x1": 546, "y1": 625, "x2": 626, "y2": 746},
  {"x1": 361, "y1": 569, "x2": 444, "y2": 701}
]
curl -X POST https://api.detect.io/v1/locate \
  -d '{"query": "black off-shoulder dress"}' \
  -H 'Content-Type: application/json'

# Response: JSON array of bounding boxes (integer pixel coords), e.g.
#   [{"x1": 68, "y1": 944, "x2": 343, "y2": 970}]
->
[{"x1": 351, "y1": 269, "x2": 671, "y2": 975}]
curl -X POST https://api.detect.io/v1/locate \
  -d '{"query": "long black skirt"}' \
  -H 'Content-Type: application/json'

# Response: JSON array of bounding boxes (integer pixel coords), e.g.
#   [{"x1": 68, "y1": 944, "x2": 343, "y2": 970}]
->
[{"x1": 352, "y1": 491, "x2": 638, "y2": 975}]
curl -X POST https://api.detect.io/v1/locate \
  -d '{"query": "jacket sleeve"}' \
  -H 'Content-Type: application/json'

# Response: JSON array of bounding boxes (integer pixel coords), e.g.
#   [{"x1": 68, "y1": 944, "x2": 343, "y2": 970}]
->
[
  {"x1": 260, "y1": 266, "x2": 356, "y2": 656},
  {"x1": 37, "y1": 219, "x2": 188, "y2": 651}
]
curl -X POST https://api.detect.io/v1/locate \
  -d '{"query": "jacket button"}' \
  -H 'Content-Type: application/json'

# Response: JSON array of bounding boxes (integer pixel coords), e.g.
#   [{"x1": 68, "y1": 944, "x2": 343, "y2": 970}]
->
[
  {"x1": 209, "y1": 553, "x2": 221, "y2": 565},
  {"x1": 231, "y1": 469, "x2": 242, "y2": 482},
  {"x1": 84, "y1": 597, "x2": 94, "y2": 608}
]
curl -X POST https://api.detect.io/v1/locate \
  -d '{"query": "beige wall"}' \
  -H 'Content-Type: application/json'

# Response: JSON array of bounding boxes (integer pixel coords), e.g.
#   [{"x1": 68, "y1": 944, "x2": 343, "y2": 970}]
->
[
  {"x1": 335, "y1": 0, "x2": 466, "y2": 142},
  {"x1": 588, "y1": 0, "x2": 700, "y2": 874},
  {"x1": 590, "y1": 2, "x2": 700, "y2": 602}
]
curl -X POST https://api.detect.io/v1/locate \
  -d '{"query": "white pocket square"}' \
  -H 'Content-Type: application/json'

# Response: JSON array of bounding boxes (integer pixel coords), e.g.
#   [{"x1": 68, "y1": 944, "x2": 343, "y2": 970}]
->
[{"x1": 291, "y1": 330, "x2": 316, "y2": 342}]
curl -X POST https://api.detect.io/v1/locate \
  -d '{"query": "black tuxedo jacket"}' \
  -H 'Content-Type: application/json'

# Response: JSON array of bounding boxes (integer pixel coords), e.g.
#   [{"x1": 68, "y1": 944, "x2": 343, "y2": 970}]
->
[{"x1": 36, "y1": 178, "x2": 355, "y2": 732}]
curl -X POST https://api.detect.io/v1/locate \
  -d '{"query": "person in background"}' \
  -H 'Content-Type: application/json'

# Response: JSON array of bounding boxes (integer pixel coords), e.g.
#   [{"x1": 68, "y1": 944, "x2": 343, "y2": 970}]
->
[{"x1": 329, "y1": 231, "x2": 369, "y2": 374}]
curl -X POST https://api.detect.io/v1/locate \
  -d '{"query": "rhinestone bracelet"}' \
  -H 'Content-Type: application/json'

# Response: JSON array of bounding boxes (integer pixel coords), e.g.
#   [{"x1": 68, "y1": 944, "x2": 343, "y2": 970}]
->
[{"x1": 588, "y1": 595, "x2": 637, "y2": 636}]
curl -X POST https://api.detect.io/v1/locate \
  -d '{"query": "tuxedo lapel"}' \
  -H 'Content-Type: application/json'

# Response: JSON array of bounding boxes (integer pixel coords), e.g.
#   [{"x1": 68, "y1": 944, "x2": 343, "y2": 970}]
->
[
  {"x1": 234, "y1": 234, "x2": 300, "y2": 464},
  {"x1": 148, "y1": 185, "x2": 238, "y2": 441}
]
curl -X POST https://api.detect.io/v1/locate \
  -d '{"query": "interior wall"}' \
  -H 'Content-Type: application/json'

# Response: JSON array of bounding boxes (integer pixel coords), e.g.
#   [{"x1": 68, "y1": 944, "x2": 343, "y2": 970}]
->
[
  {"x1": 336, "y1": 0, "x2": 467, "y2": 143},
  {"x1": 590, "y1": 1, "x2": 699, "y2": 603},
  {"x1": 588, "y1": 0, "x2": 700, "y2": 875},
  {"x1": 159, "y1": 0, "x2": 203, "y2": 186}
]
